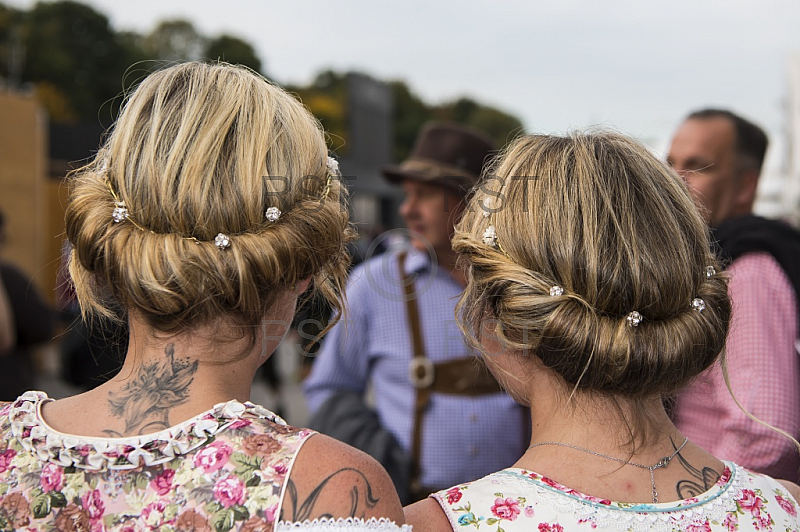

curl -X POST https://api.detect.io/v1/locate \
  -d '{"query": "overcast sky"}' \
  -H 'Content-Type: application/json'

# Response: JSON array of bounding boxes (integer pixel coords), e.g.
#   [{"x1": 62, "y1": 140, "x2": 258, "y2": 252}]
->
[{"x1": 7, "y1": 0, "x2": 800, "y2": 164}]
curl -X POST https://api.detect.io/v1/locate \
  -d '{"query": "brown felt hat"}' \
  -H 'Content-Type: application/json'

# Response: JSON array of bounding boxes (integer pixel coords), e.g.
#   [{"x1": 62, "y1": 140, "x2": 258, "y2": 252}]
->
[{"x1": 382, "y1": 122, "x2": 497, "y2": 194}]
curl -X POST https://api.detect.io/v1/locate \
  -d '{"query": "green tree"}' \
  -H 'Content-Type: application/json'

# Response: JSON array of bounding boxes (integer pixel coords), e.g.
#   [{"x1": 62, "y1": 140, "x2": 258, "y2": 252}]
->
[
  {"x1": 288, "y1": 74, "x2": 525, "y2": 161},
  {"x1": 437, "y1": 97, "x2": 479, "y2": 124},
  {"x1": 19, "y1": 1, "x2": 143, "y2": 122},
  {"x1": 204, "y1": 34, "x2": 262, "y2": 73},
  {"x1": 1, "y1": 1, "x2": 267, "y2": 124},
  {"x1": 144, "y1": 19, "x2": 204, "y2": 61},
  {"x1": 468, "y1": 106, "x2": 524, "y2": 147},
  {"x1": 287, "y1": 70, "x2": 348, "y2": 152},
  {"x1": 0, "y1": 3, "x2": 23, "y2": 85},
  {"x1": 390, "y1": 80, "x2": 431, "y2": 161},
  {"x1": 434, "y1": 97, "x2": 524, "y2": 149}
]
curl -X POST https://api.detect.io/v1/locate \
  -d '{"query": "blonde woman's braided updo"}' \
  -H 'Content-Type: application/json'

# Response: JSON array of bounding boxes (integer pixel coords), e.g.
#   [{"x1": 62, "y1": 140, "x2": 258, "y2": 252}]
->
[
  {"x1": 454, "y1": 132, "x2": 731, "y2": 400},
  {"x1": 66, "y1": 62, "x2": 354, "y2": 335}
]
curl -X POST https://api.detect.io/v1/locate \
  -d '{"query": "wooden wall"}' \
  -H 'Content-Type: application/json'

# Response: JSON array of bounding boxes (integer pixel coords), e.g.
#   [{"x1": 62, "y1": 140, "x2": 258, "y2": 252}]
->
[{"x1": 0, "y1": 91, "x2": 66, "y2": 305}]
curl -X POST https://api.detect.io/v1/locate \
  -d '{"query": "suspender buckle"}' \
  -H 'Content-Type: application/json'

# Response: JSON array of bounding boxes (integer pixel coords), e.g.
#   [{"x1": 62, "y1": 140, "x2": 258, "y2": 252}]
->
[{"x1": 409, "y1": 358, "x2": 435, "y2": 389}]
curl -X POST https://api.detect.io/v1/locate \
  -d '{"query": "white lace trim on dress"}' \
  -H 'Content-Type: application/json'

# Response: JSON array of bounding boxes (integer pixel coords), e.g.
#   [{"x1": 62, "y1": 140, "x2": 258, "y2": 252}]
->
[
  {"x1": 489, "y1": 464, "x2": 744, "y2": 532},
  {"x1": 7, "y1": 390, "x2": 287, "y2": 470},
  {"x1": 276, "y1": 517, "x2": 412, "y2": 531}
]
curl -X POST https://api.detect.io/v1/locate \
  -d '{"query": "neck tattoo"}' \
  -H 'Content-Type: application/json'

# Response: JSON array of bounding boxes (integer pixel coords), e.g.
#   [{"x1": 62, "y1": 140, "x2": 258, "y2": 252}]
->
[{"x1": 528, "y1": 436, "x2": 689, "y2": 504}]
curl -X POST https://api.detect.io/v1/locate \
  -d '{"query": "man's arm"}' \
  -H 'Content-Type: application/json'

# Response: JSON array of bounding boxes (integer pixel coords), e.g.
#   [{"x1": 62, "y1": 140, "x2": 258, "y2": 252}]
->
[{"x1": 708, "y1": 253, "x2": 800, "y2": 477}]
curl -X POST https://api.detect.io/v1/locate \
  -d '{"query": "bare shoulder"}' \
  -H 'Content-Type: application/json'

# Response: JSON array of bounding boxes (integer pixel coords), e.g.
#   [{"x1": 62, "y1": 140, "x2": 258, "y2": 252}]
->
[
  {"x1": 404, "y1": 498, "x2": 452, "y2": 532},
  {"x1": 280, "y1": 433, "x2": 405, "y2": 525},
  {"x1": 777, "y1": 479, "x2": 800, "y2": 501}
]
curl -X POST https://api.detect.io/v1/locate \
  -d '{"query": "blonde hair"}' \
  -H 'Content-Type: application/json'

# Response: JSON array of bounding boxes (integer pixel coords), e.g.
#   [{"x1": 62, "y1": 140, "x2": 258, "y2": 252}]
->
[
  {"x1": 454, "y1": 132, "x2": 731, "y2": 406},
  {"x1": 66, "y1": 62, "x2": 353, "y2": 337}
]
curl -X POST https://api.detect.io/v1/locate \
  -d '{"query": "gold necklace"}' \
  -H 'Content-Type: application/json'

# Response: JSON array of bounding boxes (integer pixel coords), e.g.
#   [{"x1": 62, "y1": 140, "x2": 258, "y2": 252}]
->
[{"x1": 528, "y1": 437, "x2": 689, "y2": 504}]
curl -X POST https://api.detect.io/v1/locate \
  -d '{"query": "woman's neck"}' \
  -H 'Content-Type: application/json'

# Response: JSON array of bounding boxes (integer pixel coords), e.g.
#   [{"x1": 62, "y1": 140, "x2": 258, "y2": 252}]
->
[
  {"x1": 507, "y1": 365, "x2": 722, "y2": 504},
  {"x1": 44, "y1": 314, "x2": 286, "y2": 438},
  {"x1": 519, "y1": 363, "x2": 681, "y2": 466}
]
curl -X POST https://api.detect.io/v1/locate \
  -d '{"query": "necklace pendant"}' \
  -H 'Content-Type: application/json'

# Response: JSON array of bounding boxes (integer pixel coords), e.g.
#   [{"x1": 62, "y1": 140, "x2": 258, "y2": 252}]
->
[{"x1": 527, "y1": 436, "x2": 689, "y2": 506}]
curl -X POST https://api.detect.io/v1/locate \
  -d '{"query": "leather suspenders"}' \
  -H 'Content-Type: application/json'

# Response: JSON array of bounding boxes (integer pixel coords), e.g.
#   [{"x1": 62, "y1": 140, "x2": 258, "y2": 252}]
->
[{"x1": 398, "y1": 252, "x2": 502, "y2": 499}]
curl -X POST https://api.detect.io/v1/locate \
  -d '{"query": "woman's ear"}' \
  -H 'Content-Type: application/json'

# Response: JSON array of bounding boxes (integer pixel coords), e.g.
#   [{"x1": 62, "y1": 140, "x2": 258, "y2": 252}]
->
[{"x1": 294, "y1": 277, "x2": 312, "y2": 294}]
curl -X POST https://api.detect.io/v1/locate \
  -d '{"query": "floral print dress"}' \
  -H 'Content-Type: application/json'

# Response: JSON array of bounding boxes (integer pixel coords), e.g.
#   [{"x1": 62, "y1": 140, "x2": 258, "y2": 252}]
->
[
  {"x1": 433, "y1": 464, "x2": 800, "y2": 532},
  {"x1": 0, "y1": 391, "x2": 314, "y2": 531}
]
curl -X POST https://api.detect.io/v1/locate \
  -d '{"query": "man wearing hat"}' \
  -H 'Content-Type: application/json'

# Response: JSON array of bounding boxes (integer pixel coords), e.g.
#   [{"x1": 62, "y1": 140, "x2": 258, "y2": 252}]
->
[{"x1": 304, "y1": 122, "x2": 527, "y2": 502}]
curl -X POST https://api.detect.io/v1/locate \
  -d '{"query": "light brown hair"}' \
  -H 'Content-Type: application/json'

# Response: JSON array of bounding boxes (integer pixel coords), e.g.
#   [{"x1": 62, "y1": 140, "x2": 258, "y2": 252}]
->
[
  {"x1": 454, "y1": 132, "x2": 731, "y2": 405},
  {"x1": 66, "y1": 62, "x2": 353, "y2": 339}
]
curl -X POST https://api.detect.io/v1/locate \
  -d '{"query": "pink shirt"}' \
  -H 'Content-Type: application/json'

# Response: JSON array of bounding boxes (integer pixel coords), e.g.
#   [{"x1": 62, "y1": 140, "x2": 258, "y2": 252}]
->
[{"x1": 675, "y1": 252, "x2": 800, "y2": 481}]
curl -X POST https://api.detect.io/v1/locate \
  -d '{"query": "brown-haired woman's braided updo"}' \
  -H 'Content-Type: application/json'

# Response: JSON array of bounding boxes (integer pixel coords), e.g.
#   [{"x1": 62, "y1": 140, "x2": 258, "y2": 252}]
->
[
  {"x1": 454, "y1": 132, "x2": 731, "y2": 402},
  {"x1": 65, "y1": 62, "x2": 354, "y2": 336}
]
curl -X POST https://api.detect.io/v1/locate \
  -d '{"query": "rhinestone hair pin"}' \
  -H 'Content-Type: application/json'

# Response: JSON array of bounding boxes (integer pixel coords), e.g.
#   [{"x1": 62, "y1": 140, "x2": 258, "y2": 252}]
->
[
  {"x1": 482, "y1": 225, "x2": 498, "y2": 247},
  {"x1": 322, "y1": 156, "x2": 339, "y2": 199},
  {"x1": 104, "y1": 167, "x2": 129, "y2": 224},
  {"x1": 265, "y1": 207, "x2": 281, "y2": 222},
  {"x1": 481, "y1": 211, "x2": 511, "y2": 258},
  {"x1": 112, "y1": 201, "x2": 128, "y2": 223},
  {"x1": 214, "y1": 233, "x2": 231, "y2": 250},
  {"x1": 626, "y1": 311, "x2": 643, "y2": 327},
  {"x1": 693, "y1": 266, "x2": 715, "y2": 310},
  {"x1": 263, "y1": 156, "x2": 336, "y2": 224},
  {"x1": 327, "y1": 156, "x2": 339, "y2": 175}
]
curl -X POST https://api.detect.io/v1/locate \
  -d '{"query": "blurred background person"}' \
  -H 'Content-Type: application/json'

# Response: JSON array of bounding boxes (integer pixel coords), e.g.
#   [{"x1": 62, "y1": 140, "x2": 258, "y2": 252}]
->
[
  {"x1": 668, "y1": 109, "x2": 800, "y2": 481},
  {"x1": 56, "y1": 239, "x2": 127, "y2": 391},
  {"x1": 0, "y1": 210, "x2": 54, "y2": 400},
  {"x1": 407, "y1": 131, "x2": 800, "y2": 531},
  {"x1": 304, "y1": 122, "x2": 528, "y2": 503}
]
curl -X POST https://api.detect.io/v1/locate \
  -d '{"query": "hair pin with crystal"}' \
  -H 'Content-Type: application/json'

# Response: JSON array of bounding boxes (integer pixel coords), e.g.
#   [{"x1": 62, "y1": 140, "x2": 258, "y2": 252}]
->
[
  {"x1": 214, "y1": 233, "x2": 231, "y2": 250},
  {"x1": 706, "y1": 266, "x2": 716, "y2": 277},
  {"x1": 626, "y1": 311, "x2": 643, "y2": 327},
  {"x1": 327, "y1": 156, "x2": 339, "y2": 175},
  {"x1": 265, "y1": 207, "x2": 281, "y2": 223},
  {"x1": 549, "y1": 285, "x2": 564, "y2": 297},
  {"x1": 482, "y1": 225, "x2": 498, "y2": 247},
  {"x1": 320, "y1": 156, "x2": 339, "y2": 199},
  {"x1": 691, "y1": 298, "x2": 706, "y2": 312},
  {"x1": 112, "y1": 201, "x2": 129, "y2": 223}
]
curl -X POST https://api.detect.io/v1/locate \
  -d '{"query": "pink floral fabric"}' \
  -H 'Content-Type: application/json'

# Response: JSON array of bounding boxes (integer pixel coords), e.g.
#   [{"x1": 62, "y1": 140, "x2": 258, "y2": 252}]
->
[
  {"x1": 0, "y1": 391, "x2": 314, "y2": 531},
  {"x1": 433, "y1": 464, "x2": 800, "y2": 531}
]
